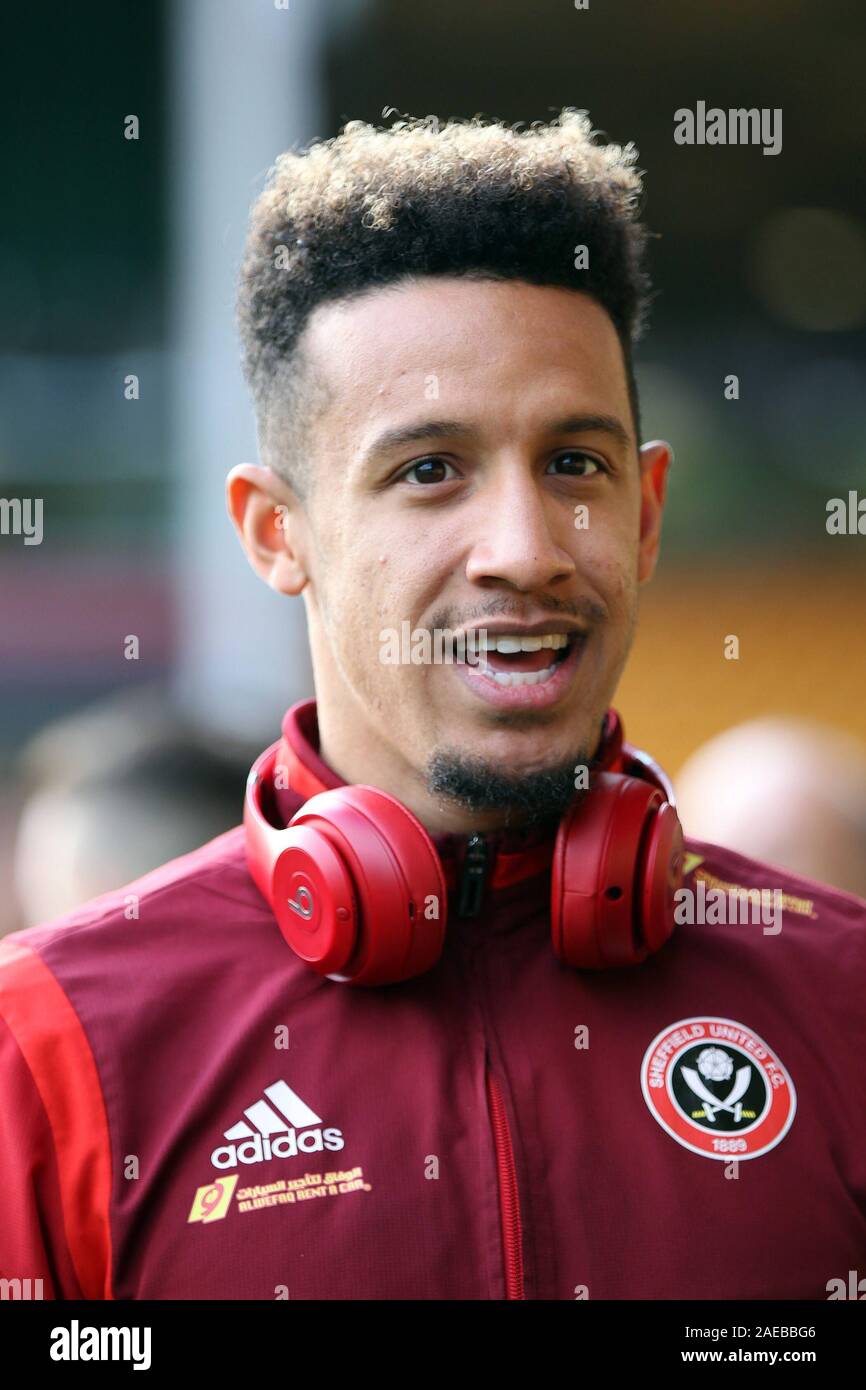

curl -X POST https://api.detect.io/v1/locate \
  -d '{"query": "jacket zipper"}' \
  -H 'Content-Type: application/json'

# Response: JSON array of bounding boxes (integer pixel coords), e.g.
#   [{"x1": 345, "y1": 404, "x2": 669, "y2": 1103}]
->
[
  {"x1": 457, "y1": 833, "x2": 524, "y2": 1297},
  {"x1": 457, "y1": 833, "x2": 489, "y2": 917},
  {"x1": 485, "y1": 1064, "x2": 525, "y2": 1299}
]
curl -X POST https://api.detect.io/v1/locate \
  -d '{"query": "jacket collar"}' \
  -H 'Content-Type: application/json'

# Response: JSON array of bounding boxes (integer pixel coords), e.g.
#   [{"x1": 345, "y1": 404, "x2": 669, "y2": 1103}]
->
[{"x1": 272, "y1": 698, "x2": 625, "y2": 891}]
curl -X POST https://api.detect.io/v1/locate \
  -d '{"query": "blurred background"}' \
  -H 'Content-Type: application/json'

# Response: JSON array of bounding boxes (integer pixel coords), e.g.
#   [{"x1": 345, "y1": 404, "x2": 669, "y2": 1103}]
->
[{"x1": 2, "y1": 0, "x2": 865, "y2": 932}]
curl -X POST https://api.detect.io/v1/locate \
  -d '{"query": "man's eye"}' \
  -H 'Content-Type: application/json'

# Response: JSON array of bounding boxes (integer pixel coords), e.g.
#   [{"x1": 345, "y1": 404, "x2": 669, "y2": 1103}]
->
[
  {"x1": 547, "y1": 451, "x2": 603, "y2": 478},
  {"x1": 399, "y1": 457, "x2": 457, "y2": 485}
]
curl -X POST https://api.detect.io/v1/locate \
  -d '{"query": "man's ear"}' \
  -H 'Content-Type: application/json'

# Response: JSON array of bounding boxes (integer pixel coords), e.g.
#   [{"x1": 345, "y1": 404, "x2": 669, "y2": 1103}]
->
[
  {"x1": 225, "y1": 463, "x2": 309, "y2": 596},
  {"x1": 637, "y1": 440, "x2": 674, "y2": 585}
]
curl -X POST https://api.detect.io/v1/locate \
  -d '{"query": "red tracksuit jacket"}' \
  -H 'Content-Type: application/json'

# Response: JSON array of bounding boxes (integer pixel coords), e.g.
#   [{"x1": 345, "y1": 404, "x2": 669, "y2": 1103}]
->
[{"x1": 1, "y1": 699, "x2": 865, "y2": 1300}]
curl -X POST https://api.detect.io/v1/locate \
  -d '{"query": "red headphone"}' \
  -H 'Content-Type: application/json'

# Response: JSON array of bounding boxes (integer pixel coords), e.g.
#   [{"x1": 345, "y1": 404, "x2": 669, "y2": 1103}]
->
[{"x1": 244, "y1": 716, "x2": 685, "y2": 987}]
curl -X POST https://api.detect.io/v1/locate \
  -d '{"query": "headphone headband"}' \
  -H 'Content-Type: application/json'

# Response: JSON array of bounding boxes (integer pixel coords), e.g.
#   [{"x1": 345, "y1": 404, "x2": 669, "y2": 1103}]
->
[{"x1": 244, "y1": 714, "x2": 683, "y2": 984}]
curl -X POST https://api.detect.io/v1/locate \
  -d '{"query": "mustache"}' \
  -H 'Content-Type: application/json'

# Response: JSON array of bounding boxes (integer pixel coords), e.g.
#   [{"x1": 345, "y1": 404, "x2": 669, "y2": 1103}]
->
[{"x1": 427, "y1": 594, "x2": 608, "y2": 632}]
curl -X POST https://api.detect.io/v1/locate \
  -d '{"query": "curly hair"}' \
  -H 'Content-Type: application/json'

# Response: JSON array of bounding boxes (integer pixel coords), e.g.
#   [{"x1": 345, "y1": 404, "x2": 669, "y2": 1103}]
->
[{"x1": 237, "y1": 109, "x2": 653, "y2": 493}]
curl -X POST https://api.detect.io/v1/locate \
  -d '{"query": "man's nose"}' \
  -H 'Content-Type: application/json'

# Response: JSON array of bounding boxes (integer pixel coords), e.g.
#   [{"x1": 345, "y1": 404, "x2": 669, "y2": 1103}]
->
[{"x1": 464, "y1": 469, "x2": 577, "y2": 591}]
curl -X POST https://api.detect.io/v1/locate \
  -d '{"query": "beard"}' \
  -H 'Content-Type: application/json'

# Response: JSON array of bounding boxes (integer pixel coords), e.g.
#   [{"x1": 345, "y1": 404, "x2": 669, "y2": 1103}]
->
[{"x1": 425, "y1": 743, "x2": 595, "y2": 829}]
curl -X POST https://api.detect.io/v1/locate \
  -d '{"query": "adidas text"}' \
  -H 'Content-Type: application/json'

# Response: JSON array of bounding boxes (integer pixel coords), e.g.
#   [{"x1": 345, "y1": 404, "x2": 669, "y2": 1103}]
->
[{"x1": 211, "y1": 1126, "x2": 345, "y2": 1170}]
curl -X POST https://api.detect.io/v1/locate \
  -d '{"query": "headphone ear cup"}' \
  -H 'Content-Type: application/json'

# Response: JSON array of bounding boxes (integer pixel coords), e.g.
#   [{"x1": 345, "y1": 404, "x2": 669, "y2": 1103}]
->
[
  {"x1": 638, "y1": 800, "x2": 684, "y2": 954},
  {"x1": 551, "y1": 773, "x2": 684, "y2": 970},
  {"x1": 273, "y1": 785, "x2": 447, "y2": 986}
]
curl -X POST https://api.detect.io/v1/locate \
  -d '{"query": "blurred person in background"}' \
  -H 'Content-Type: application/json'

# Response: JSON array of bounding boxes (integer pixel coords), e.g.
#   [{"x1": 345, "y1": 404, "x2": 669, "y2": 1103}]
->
[
  {"x1": 676, "y1": 717, "x2": 866, "y2": 901},
  {"x1": 11, "y1": 688, "x2": 246, "y2": 929}
]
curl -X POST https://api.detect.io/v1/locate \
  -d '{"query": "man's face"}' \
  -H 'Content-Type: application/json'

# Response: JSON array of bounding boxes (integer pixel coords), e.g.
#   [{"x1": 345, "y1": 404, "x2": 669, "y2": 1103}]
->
[{"x1": 235, "y1": 276, "x2": 671, "y2": 831}]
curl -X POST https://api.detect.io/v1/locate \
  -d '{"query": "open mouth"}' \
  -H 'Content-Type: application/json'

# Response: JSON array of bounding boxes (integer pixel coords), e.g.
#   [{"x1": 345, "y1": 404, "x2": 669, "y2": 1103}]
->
[
  {"x1": 452, "y1": 629, "x2": 587, "y2": 709},
  {"x1": 464, "y1": 632, "x2": 580, "y2": 688},
  {"x1": 450, "y1": 633, "x2": 586, "y2": 711}
]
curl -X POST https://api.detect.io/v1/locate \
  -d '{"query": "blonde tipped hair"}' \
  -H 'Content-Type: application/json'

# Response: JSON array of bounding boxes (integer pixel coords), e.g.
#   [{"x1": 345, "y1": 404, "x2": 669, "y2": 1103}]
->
[{"x1": 238, "y1": 109, "x2": 652, "y2": 491}]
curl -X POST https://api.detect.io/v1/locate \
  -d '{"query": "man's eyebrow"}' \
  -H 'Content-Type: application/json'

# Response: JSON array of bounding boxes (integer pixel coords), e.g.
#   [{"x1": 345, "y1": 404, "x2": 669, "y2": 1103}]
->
[
  {"x1": 362, "y1": 412, "x2": 632, "y2": 463},
  {"x1": 362, "y1": 419, "x2": 477, "y2": 461},
  {"x1": 546, "y1": 413, "x2": 633, "y2": 450}
]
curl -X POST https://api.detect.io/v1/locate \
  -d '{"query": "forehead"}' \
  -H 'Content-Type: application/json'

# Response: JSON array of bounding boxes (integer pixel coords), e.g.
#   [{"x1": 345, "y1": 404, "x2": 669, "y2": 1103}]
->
[{"x1": 300, "y1": 277, "x2": 631, "y2": 436}]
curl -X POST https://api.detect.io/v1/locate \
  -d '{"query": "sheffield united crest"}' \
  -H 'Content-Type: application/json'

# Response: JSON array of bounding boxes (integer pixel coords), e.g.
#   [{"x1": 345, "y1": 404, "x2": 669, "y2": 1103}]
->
[{"x1": 640, "y1": 1017, "x2": 796, "y2": 1160}]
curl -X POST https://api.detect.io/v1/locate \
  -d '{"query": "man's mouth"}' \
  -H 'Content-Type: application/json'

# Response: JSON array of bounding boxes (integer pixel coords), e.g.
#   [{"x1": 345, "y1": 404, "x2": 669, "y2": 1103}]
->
[
  {"x1": 470, "y1": 632, "x2": 572, "y2": 687},
  {"x1": 451, "y1": 629, "x2": 588, "y2": 709}
]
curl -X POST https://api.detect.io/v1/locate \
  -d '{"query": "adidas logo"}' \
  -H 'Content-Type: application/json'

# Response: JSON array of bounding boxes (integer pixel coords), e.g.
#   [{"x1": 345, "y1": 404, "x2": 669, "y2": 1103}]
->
[{"x1": 211, "y1": 1079, "x2": 345, "y2": 1171}]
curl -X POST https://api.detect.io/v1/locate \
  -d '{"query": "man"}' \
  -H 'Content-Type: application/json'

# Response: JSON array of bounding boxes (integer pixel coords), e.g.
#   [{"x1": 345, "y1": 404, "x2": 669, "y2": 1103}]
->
[
  {"x1": 1, "y1": 111, "x2": 864, "y2": 1301},
  {"x1": 676, "y1": 717, "x2": 866, "y2": 900}
]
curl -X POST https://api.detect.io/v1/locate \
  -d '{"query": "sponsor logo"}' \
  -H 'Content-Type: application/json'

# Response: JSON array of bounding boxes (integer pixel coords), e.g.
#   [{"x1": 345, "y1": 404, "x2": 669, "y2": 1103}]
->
[
  {"x1": 682, "y1": 853, "x2": 816, "y2": 919},
  {"x1": 692, "y1": 867, "x2": 816, "y2": 920},
  {"x1": 674, "y1": 882, "x2": 783, "y2": 934},
  {"x1": 188, "y1": 1174, "x2": 238, "y2": 1223},
  {"x1": 641, "y1": 1017, "x2": 796, "y2": 1160},
  {"x1": 186, "y1": 1166, "x2": 373, "y2": 1227},
  {"x1": 210, "y1": 1079, "x2": 345, "y2": 1171}
]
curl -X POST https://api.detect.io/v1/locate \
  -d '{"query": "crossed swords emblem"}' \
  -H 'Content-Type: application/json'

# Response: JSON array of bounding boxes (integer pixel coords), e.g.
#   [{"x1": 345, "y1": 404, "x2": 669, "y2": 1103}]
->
[{"x1": 680, "y1": 1061, "x2": 752, "y2": 1123}]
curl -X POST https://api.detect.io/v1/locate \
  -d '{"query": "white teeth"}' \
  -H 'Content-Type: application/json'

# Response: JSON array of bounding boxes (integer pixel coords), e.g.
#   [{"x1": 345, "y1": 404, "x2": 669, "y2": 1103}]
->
[
  {"x1": 479, "y1": 633, "x2": 570, "y2": 653},
  {"x1": 480, "y1": 663, "x2": 560, "y2": 688}
]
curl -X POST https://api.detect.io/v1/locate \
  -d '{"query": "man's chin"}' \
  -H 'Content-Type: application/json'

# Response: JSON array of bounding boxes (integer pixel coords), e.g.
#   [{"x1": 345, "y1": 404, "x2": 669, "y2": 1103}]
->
[
  {"x1": 442, "y1": 700, "x2": 604, "y2": 766},
  {"x1": 424, "y1": 744, "x2": 590, "y2": 826}
]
